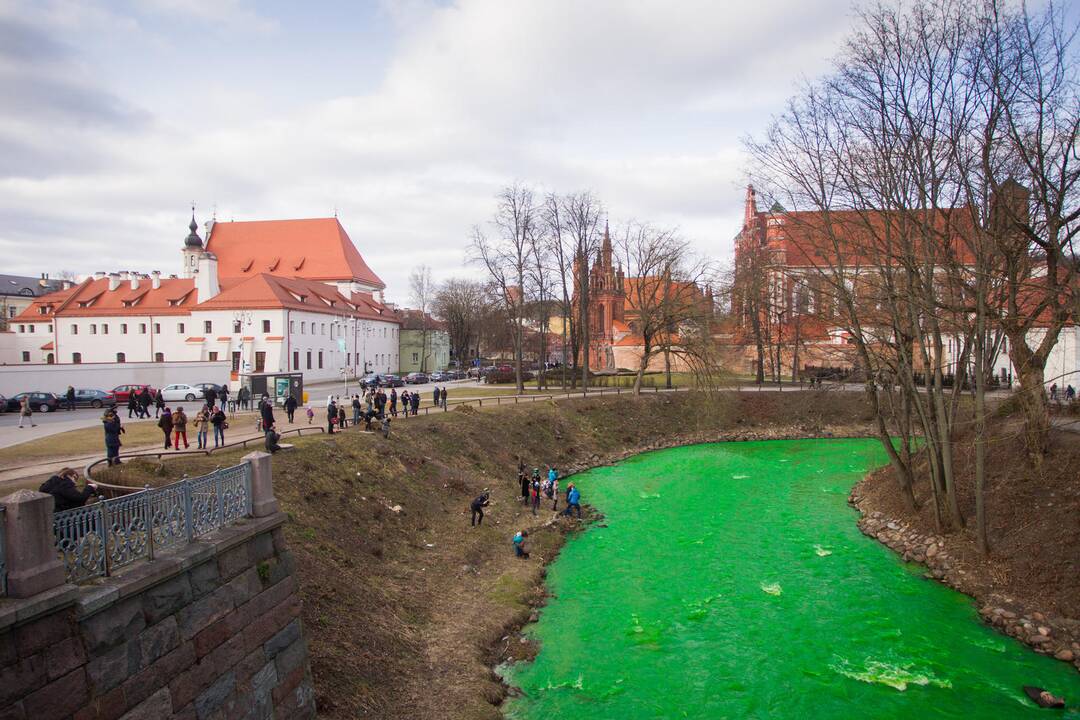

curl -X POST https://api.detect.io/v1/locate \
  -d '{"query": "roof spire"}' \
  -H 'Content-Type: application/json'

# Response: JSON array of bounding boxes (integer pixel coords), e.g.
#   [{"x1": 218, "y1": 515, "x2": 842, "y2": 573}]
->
[{"x1": 184, "y1": 203, "x2": 203, "y2": 248}]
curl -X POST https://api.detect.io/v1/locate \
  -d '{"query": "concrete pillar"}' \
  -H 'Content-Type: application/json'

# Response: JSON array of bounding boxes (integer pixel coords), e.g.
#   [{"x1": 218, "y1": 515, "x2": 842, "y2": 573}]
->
[
  {"x1": 1, "y1": 489, "x2": 65, "y2": 598},
  {"x1": 243, "y1": 451, "x2": 278, "y2": 517}
]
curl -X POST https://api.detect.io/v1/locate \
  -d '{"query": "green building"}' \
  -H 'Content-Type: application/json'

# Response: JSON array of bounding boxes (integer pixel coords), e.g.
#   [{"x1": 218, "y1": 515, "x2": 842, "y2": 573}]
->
[{"x1": 397, "y1": 310, "x2": 449, "y2": 373}]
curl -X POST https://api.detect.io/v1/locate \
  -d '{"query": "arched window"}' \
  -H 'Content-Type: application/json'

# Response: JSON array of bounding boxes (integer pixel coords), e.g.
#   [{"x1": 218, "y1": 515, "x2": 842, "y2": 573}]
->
[
  {"x1": 46, "y1": 353, "x2": 54, "y2": 364},
  {"x1": 597, "y1": 304, "x2": 605, "y2": 334},
  {"x1": 72, "y1": 352, "x2": 82, "y2": 364},
  {"x1": 116, "y1": 352, "x2": 126, "y2": 363},
  {"x1": 155, "y1": 352, "x2": 164, "y2": 362}
]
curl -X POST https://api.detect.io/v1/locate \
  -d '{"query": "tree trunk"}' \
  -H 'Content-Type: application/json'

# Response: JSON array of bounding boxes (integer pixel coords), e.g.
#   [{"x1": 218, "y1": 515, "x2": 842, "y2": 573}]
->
[
  {"x1": 974, "y1": 301, "x2": 989, "y2": 555},
  {"x1": 633, "y1": 342, "x2": 651, "y2": 396},
  {"x1": 1009, "y1": 334, "x2": 1051, "y2": 461}
]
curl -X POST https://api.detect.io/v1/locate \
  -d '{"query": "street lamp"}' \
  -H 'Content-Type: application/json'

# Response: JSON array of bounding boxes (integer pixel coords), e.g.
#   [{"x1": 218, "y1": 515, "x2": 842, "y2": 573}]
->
[{"x1": 232, "y1": 310, "x2": 254, "y2": 374}]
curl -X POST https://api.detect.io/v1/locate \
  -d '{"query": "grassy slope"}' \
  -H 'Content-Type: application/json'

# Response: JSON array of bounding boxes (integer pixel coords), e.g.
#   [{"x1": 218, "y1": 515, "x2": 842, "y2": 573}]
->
[{"x1": 93, "y1": 391, "x2": 877, "y2": 719}]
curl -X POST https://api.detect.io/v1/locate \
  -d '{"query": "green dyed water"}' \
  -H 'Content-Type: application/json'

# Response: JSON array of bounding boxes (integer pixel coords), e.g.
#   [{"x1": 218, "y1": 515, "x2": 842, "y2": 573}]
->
[{"x1": 501, "y1": 440, "x2": 1080, "y2": 719}]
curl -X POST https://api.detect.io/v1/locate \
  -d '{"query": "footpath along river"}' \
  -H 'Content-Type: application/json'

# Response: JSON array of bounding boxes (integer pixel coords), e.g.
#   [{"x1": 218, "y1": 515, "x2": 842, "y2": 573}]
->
[{"x1": 500, "y1": 439, "x2": 1080, "y2": 719}]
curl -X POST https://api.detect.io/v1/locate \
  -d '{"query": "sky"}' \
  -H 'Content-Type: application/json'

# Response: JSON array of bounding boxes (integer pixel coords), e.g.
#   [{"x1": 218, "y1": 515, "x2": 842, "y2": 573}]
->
[{"x1": 0, "y1": 0, "x2": 858, "y2": 304}]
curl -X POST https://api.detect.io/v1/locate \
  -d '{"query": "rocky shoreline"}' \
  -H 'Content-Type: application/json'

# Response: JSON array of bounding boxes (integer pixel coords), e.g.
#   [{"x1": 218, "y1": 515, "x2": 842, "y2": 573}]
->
[{"x1": 849, "y1": 485, "x2": 1080, "y2": 673}]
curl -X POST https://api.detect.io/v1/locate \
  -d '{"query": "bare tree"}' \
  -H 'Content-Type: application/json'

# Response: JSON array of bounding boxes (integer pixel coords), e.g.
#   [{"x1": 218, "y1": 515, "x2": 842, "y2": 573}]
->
[
  {"x1": 561, "y1": 192, "x2": 605, "y2": 388},
  {"x1": 433, "y1": 278, "x2": 487, "y2": 369},
  {"x1": 545, "y1": 192, "x2": 575, "y2": 388},
  {"x1": 409, "y1": 265, "x2": 435, "y2": 372},
  {"x1": 470, "y1": 184, "x2": 538, "y2": 393}
]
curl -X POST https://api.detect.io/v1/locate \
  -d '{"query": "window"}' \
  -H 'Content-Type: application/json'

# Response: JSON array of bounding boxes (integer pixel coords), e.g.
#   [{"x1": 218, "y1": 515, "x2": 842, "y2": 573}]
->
[
  {"x1": 290, "y1": 320, "x2": 295, "y2": 334},
  {"x1": 46, "y1": 353, "x2": 54, "y2": 364},
  {"x1": 232, "y1": 352, "x2": 241, "y2": 372},
  {"x1": 89, "y1": 324, "x2": 97, "y2": 334},
  {"x1": 72, "y1": 352, "x2": 82, "y2": 364},
  {"x1": 154, "y1": 323, "x2": 160, "y2": 334},
  {"x1": 293, "y1": 350, "x2": 299, "y2": 370},
  {"x1": 204, "y1": 320, "x2": 212, "y2": 333},
  {"x1": 233, "y1": 320, "x2": 242, "y2": 333},
  {"x1": 21, "y1": 351, "x2": 29, "y2": 362},
  {"x1": 102, "y1": 324, "x2": 108, "y2": 335},
  {"x1": 346, "y1": 353, "x2": 350, "y2": 366},
  {"x1": 121, "y1": 323, "x2": 128, "y2": 334},
  {"x1": 262, "y1": 319, "x2": 271, "y2": 333},
  {"x1": 28, "y1": 325, "x2": 34, "y2": 333},
  {"x1": 17, "y1": 324, "x2": 24, "y2": 333},
  {"x1": 301, "y1": 322, "x2": 306, "y2": 334},
  {"x1": 154, "y1": 352, "x2": 164, "y2": 362},
  {"x1": 139, "y1": 323, "x2": 147, "y2": 334},
  {"x1": 116, "y1": 352, "x2": 126, "y2": 363},
  {"x1": 318, "y1": 350, "x2": 323, "y2": 369},
  {"x1": 321, "y1": 323, "x2": 326, "y2": 335},
  {"x1": 47, "y1": 325, "x2": 52, "y2": 333},
  {"x1": 255, "y1": 351, "x2": 266, "y2": 372},
  {"x1": 177, "y1": 322, "x2": 185, "y2": 334},
  {"x1": 306, "y1": 351, "x2": 312, "y2": 370},
  {"x1": 9, "y1": 306, "x2": 16, "y2": 318},
  {"x1": 208, "y1": 351, "x2": 218, "y2": 361},
  {"x1": 412, "y1": 352, "x2": 418, "y2": 363},
  {"x1": 70, "y1": 324, "x2": 78, "y2": 334}
]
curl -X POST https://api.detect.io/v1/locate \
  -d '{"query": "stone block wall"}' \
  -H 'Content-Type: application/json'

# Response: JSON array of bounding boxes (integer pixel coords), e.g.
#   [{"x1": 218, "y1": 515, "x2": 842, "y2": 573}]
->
[{"x1": 0, "y1": 513, "x2": 315, "y2": 720}]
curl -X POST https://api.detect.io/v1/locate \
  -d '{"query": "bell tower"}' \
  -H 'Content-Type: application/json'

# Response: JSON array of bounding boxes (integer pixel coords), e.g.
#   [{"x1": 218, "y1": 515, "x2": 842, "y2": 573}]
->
[{"x1": 181, "y1": 206, "x2": 204, "y2": 279}]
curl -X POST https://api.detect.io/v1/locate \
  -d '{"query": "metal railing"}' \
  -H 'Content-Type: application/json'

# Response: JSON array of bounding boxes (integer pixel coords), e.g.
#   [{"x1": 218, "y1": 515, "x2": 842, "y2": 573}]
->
[
  {"x1": 0, "y1": 506, "x2": 7, "y2": 596},
  {"x1": 53, "y1": 462, "x2": 252, "y2": 584}
]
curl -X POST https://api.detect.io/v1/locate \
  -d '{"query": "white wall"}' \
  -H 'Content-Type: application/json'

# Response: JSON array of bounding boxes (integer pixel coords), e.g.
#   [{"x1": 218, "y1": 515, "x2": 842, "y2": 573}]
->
[{"x1": 0, "y1": 360, "x2": 232, "y2": 396}]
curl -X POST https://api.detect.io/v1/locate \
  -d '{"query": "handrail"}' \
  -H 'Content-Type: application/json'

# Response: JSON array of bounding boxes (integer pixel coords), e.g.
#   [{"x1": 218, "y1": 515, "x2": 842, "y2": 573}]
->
[
  {"x1": 0, "y1": 505, "x2": 7, "y2": 597},
  {"x1": 85, "y1": 425, "x2": 326, "y2": 480}
]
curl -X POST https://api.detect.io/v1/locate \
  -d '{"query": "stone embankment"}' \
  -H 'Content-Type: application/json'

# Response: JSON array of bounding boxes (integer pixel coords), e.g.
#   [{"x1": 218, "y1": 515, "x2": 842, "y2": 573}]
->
[{"x1": 850, "y1": 493, "x2": 1080, "y2": 674}]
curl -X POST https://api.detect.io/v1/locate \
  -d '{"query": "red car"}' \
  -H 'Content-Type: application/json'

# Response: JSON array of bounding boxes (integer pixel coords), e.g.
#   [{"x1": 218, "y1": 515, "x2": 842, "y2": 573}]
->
[{"x1": 111, "y1": 384, "x2": 158, "y2": 404}]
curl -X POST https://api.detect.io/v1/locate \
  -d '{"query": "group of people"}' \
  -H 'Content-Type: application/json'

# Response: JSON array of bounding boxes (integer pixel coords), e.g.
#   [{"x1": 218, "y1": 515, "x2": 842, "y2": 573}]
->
[
  {"x1": 125, "y1": 386, "x2": 164, "y2": 419},
  {"x1": 157, "y1": 401, "x2": 229, "y2": 450},
  {"x1": 1048, "y1": 383, "x2": 1076, "y2": 402},
  {"x1": 517, "y1": 460, "x2": 580, "y2": 518}
]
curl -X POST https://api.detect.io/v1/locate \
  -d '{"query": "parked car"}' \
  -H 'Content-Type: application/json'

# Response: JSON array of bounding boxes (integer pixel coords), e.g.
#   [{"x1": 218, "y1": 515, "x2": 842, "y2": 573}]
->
[
  {"x1": 193, "y1": 383, "x2": 225, "y2": 397},
  {"x1": 158, "y1": 384, "x2": 205, "y2": 402},
  {"x1": 360, "y1": 374, "x2": 382, "y2": 389},
  {"x1": 429, "y1": 371, "x2": 450, "y2": 382},
  {"x1": 111, "y1": 384, "x2": 157, "y2": 404},
  {"x1": 379, "y1": 374, "x2": 405, "y2": 388},
  {"x1": 0, "y1": 393, "x2": 6, "y2": 412},
  {"x1": 5, "y1": 391, "x2": 61, "y2": 413},
  {"x1": 405, "y1": 372, "x2": 429, "y2": 384},
  {"x1": 447, "y1": 369, "x2": 467, "y2": 380},
  {"x1": 63, "y1": 389, "x2": 116, "y2": 408}
]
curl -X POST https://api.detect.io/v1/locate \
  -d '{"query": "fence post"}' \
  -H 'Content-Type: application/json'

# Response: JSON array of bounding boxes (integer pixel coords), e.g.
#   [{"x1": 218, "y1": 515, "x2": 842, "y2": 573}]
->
[
  {"x1": 0, "y1": 490, "x2": 65, "y2": 598},
  {"x1": 215, "y1": 470, "x2": 224, "y2": 528},
  {"x1": 183, "y1": 477, "x2": 193, "y2": 541},
  {"x1": 144, "y1": 485, "x2": 155, "y2": 562},
  {"x1": 100, "y1": 499, "x2": 112, "y2": 577},
  {"x1": 243, "y1": 451, "x2": 277, "y2": 518}
]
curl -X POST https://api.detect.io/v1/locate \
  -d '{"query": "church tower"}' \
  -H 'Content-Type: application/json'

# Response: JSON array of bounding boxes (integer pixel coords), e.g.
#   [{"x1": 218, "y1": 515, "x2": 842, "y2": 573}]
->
[{"x1": 181, "y1": 209, "x2": 204, "y2": 279}]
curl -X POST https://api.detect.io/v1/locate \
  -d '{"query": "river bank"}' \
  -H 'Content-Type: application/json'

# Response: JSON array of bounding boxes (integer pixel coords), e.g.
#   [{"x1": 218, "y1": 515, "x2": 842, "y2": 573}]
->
[
  {"x1": 851, "y1": 415, "x2": 1080, "y2": 676},
  {"x1": 97, "y1": 389, "x2": 877, "y2": 718}
]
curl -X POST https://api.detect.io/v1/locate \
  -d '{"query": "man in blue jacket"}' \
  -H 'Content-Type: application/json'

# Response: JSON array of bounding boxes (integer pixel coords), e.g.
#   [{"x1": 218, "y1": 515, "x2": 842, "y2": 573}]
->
[{"x1": 563, "y1": 483, "x2": 581, "y2": 518}]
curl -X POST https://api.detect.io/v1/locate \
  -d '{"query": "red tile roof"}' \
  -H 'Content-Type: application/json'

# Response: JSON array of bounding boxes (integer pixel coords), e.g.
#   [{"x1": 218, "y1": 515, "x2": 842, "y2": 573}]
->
[
  {"x1": 194, "y1": 274, "x2": 396, "y2": 321},
  {"x1": 13, "y1": 277, "x2": 198, "y2": 321},
  {"x1": 205, "y1": 218, "x2": 385, "y2": 289}
]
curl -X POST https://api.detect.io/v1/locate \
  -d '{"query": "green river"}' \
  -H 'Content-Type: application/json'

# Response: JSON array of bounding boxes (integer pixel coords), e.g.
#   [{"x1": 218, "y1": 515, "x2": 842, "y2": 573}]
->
[{"x1": 501, "y1": 439, "x2": 1080, "y2": 719}]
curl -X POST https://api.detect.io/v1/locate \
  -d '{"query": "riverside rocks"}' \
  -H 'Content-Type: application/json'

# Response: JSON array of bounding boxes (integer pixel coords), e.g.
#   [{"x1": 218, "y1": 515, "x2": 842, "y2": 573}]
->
[{"x1": 850, "y1": 492, "x2": 1080, "y2": 674}]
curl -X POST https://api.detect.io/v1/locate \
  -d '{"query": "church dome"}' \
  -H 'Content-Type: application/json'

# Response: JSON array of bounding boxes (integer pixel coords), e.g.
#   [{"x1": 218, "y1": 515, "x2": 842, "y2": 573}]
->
[{"x1": 184, "y1": 213, "x2": 203, "y2": 248}]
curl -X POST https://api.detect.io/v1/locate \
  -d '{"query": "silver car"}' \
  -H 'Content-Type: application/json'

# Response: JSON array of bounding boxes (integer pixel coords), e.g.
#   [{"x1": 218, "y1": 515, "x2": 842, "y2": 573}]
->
[{"x1": 158, "y1": 383, "x2": 205, "y2": 402}]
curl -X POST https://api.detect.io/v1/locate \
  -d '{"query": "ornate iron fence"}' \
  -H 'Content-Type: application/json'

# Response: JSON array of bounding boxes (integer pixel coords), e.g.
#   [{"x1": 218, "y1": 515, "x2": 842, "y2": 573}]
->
[
  {"x1": 0, "y1": 505, "x2": 7, "y2": 596},
  {"x1": 53, "y1": 463, "x2": 252, "y2": 584}
]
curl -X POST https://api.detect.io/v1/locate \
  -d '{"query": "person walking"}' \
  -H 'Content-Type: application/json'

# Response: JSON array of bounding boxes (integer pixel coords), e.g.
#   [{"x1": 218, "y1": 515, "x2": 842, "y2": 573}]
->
[
  {"x1": 563, "y1": 483, "x2": 582, "y2": 518},
  {"x1": 158, "y1": 407, "x2": 173, "y2": 449},
  {"x1": 204, "y1": 385, "x2": 217, "y2": 410},
  {"x1": 306, "y1": 406, "x2": 314, "y2": 424},
  {"x1": 18, "y1": 395, "x2": 35, "y2": 428},
  {"x1": 220, "y1": 384, "x2": 230, "y2": 412},
  {"x1": 260, "y1": 397, "x2": 276, "y2": 433},
  {"x1": 389, "y1": 388, "x2": 398, "y2": 417},
  {"x1": 432, "y1": 386, "x2": 440, "y2": 409},
  {"x1": 236, "y1": 386, "x2": 248, "y2": 411},
  {"x1": 194, "y1": 407, "x2": 209, "y2": 449},
  {"x1": 172, "y1": 406, "x2": 189, "y2": 449},
  {"x1": 65, "y1": 385, "x2": 76, "y2": 411},
  {"x1": 284, "y1": 394, "x2": 298, "y2": 423},
  {"x1": 127, "y1": 392, "x2": 139, "y2": 419},
  {"x1": 551, "y1": 475, "x2": 560, "y2": 511},
  {"x1": 154, "y1": 390, "x2": 165, "y2": 418},
  {"x1": 139, "y1": 387, "x2": 152, "y2": 418},
  {"x1": 470, "y1": 491, "x2": 490, "y2": 526},
  {"x1": 327, "y1": 399, "x2": 337, "y2": 434},
  {"x1": 400, "y1": 390, "x2": 410, "y2": 417},
  {"x1": 338, "y1": 403, "x2": 348, "y2": 429},
  {"x1": 352, "y1": 394, "x2": 362, "y2": 425},
  {"x1": 440, "y1": 386, "x2": 448, "y2": 410},
  {"x1": 1050, "y1": 383, "x2": 1059, "y2": 400},
  {"x1": 211, "y1": 405, "x2": 227, "y2": 447},
  {"x1": 103, "y1": 409, "x2": 124, "y2": 465},
  {"x1": 411, "y1": 390, "x2": 420, "y2": 416},
  {"x1": 1067, "y1": 384, "x2": 1076, "y2": 402},
  {"x1": 519, "y1": 464, "x2": 530, "y2": 503}
]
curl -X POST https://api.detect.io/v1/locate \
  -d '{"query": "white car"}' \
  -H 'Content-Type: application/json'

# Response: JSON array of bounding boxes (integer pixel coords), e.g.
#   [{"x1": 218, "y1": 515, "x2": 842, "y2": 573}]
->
[{"x1": 158, "y1": 384, "x2": 205, "y2": 402}]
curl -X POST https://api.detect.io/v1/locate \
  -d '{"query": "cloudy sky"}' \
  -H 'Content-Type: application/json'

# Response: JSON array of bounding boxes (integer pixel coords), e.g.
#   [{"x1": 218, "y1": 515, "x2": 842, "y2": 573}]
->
[{"x1": 0, "y1": 0, "x2": 857, "y2": 303}]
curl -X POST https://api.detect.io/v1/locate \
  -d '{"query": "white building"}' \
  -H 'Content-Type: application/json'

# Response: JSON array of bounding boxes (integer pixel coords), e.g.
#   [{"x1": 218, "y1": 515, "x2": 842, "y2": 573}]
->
[{"x1": 8, "y1": 215, "x2": 400, "y2": 383}]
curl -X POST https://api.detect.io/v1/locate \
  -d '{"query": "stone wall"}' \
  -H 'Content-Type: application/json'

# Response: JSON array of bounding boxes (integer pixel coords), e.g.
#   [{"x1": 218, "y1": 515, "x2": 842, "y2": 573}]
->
[{"x1": 0, "y1": 455, "x2": 315, "y2": 720}]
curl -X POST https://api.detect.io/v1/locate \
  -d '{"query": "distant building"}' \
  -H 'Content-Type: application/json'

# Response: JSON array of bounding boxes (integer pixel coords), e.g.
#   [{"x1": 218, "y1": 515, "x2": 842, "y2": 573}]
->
[
  {"x1": 0, "y1": 274, "x2": 72, "y2": 330},
  {"x1": 8, "y1": 214, "x2": 400, "y2": 381},
  {"x1": 396, "y1": 309, "x2": 449, "y2": 373}
]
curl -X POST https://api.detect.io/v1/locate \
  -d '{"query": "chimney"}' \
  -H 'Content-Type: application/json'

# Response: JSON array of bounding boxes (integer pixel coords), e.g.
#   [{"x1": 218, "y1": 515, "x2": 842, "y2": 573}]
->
[
  {"x1": 93, "y1": 271, "x2": 106, "y2": 280},
  {"x1": 195, "y1": 252, "x2": 220, "y2": 301},
  {"x1": 107, "y1": 273, "x2": 121, "y2": 291},
  {"x1": 151, "y1": 271, "x2": 161, "y2": 290},
  {"x1": 130, "y1": 274, "x2": 140, "y2": 290}
]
